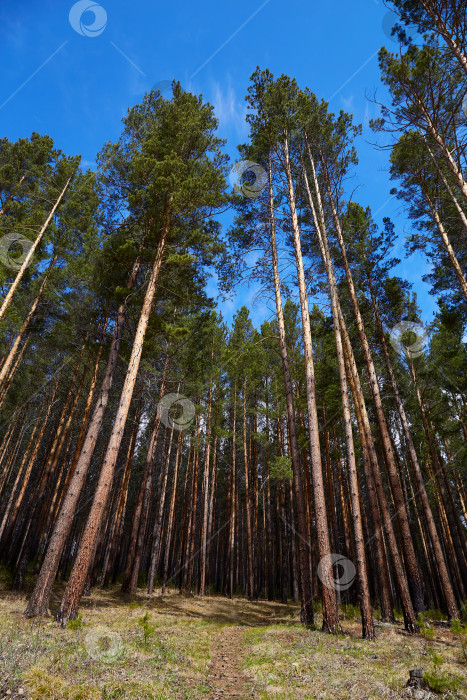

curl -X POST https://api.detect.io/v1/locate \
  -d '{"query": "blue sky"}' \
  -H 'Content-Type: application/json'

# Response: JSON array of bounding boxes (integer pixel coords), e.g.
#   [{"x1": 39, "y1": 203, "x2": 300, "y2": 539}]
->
[{"x1": 0, "y1": 0, "x2": 436, "y2": 328}]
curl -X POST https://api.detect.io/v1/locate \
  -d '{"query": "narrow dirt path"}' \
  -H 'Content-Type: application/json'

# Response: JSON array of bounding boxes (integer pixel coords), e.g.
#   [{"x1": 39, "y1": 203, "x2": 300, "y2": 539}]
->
[{"x1": 207, "y1": 626, "x2": 255, "y2": 699}]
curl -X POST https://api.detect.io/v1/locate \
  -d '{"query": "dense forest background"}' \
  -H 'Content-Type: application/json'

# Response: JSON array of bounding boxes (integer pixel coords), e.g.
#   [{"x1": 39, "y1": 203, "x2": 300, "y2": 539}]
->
[{"x1": 0, "y1": 0, "x2": 466, "y2": 644}]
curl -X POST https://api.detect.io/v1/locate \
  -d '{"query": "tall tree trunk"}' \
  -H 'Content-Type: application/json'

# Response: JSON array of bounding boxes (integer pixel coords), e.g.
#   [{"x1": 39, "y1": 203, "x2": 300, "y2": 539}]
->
[
  {"x1": 337, "y1": 303, "x2": 418, "y2": 632},
  {"x1": 0, "y1": 336, "x2": 30, "y2": 410},
  {"x1": 319, "y1": 151, "x2": 425, "y2": 615},
  {"x1": 0, "y1": 255, "x2": 57, "y2": 389},
  {"x1": 56, "y1": 228, "x2": 168, "y2": 623},
  {"x1": 418, "y1": 0, "x2": 467, "y2": 76},
  {"x1": 123, "y1": 356, "x2": 170, "y2": 594},
  {"x1": 268, "y1": 155, "x2": 315, "y2": 625},
  {"x1": 416, "y1": 175, "x2": 467, "y2": 303},
  {"x1": 206, "y1": 435, "x2": 218, "y2": 587},
  {"x1": 13, "y1": 351, "x2": 86, "y2": 590},
  {"x1": 0, "y1": 371, "x2": 62, "y2": 550},
  {"x1": 199, "y1": 367, "x2": 214, "y2": 595},
  {"x1": 100, "y1": 414, "x2": 139, "y2": 587},
  {"x1": 0, "y1": 174, "x2": 73, "y2": 324},
  {"x1": 282, "y1": 140, "x2": 339, "y2": 631},
  {"x1": 346, "y1": 357, "x2": 394, "y2": 622},
  {"x1": 147, "y1": 418, "x2": 176, "y2": 594},
  {"x1": 177, "y1": 443, "x2": 193, "y2": 590},
  {"x1": 288, "y1": 479, "x2": 300, "y2": 603},
  {"x1": 264, "y1": 391, "x2": 274, "y2": 602},
  {"x1": 280, "y1": 479, "x2": 289, "y2": 604},
  {"x1": 0, "y1": 393, "x2": 49, "y2": 543},
  {"x1": 323, "y1": 415, "x2": 339, "y2": 553},
  {"x1": 242, "y1": 377, "x2": 254, "y2": 599},
  {"x1": 425, "y1": 139, "x2": 467, "y2": 232},
  {"x1": 369, "y1": 283, "x2": 458, "y2": 619},
  {"x1": 227, "y1": 389, "x2": 237, "y2": 599},
  {"x1": 183, "y1": 412, "x2": 201, "y2": 592},
  {"x1": 303, "y1": 154, "x2": 374, "y2": 638},
  {"x1": 408, "y1": 362, "x2": 467, "y2": 582},
  {"x1": 25, "y1": 253, "x2": 143, "y2": 618},
  {"x1": 54, "y1": 320, "x2": 109, "y2": 520},
  {"x1": 161, "y1": 432, "x2": 183, "y2": 593}
]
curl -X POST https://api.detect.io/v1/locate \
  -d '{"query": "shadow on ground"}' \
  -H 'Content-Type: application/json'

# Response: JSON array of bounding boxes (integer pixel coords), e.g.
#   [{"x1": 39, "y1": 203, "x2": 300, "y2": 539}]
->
[{"x1": 39, "y1": 583, "x2": 303, "y2": 627}]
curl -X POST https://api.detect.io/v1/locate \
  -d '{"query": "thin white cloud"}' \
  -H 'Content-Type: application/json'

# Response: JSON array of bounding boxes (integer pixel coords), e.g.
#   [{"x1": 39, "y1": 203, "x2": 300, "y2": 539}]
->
[
  {"x1": 81, "y1": 159, "x2": 96, "y2": 170},
  {"x1": 210, "y1": 81, "x2": 248, "y2": 136},
  {"x1": 341, "y1": 95, "x2": 355, "y2": 112}
]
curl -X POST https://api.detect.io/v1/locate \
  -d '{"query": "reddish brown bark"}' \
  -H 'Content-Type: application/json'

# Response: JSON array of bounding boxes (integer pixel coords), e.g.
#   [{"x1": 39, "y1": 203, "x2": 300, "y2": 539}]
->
[
  {"x1": 25, "y1": 251, "x2": 144, "y2": 618},
  {"x1": 282, "y1": 140, "x2": 338, "y2": 631},
  {"x1": 269, "y1": 157, "x2": 314, "y2": 625},
  {"x1": 56, "y1": 228, "x2": 168, "y2": 624},
  {"x1": 319, "y1": 152, "x2": 425, "y2": 615},
  {"x1": 369, "y1": 285, "x2": 458, "y2": 619}
]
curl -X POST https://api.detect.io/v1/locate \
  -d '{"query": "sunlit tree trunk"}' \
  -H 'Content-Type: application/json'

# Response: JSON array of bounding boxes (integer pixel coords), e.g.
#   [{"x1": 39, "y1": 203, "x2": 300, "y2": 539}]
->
[
  {"x1": 0, "y1": 255, "x2": 57, "y2": 389},
  {"x1": 345, "y1": 357, "x2": 395, "y2": 622},
  {"x1": 242, "y1": 377, "x2": 254, "y2": 599},
  {"x1": 369, "y1": 283, "x2": 458, "y2": 619},
  {"x1": 227, "y1": 389, "x2": 237, "y2": 599},
  {"x1": 0, "y1": 370, "x2": 62, "y2": 551},
  {"x1": 269, "y1": 155, "x2": 315, "y2": 625},
  {"x1": 303, "y1": 156, "x2": 374, "y2": 638},
  {"x1": 319, "y1": 153, "x2": 425, "y2": 615},
  {"x1": 0, "y1": 337, "x2": 30, "y2": 410},
  {"x1": 417, "y1": 0, "x2": 467, "y2": 76},
  {"x1": 100, "y1": 415, "x2": 139, "y2": 587},
  {"x1": 0, "y1": 174, "x2": 73, "y2": 324},
  {"x1": 55, "y1": 228, "x2": 169, "y2": 624},
  {"x1": 199, "y1": 369, "x2": 214, "y2": 595},
  {"x1": 283, "y1": 138, "x2": 339, "y2": 632},
  {"x1": 408, "y1": 362, "x2": 467, "y2": 582},
  {"x1": 25, "y1": 254, "x2": 142, "y2": 618},
  {"x1": 123, "y1": 357, "x2": 170, "y2": 594},
  {"x1": 413, "y1": 168, "x2": 467, "y2": 303},
  {"x1": 14, "y1": 349, "x2": 86, "y2": 590},
  {"x1": 337, "y1": 303, "x2": 418, "y2": 632}
]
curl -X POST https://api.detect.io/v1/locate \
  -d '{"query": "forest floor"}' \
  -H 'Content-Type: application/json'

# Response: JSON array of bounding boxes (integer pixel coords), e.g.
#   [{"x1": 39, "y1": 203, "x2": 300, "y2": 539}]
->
[{"x1": 0, "y1": 583, "x2": 466, "y2": 699}]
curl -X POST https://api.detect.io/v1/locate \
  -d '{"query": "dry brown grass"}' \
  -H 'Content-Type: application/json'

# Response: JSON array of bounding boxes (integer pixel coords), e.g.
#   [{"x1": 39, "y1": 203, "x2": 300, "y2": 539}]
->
[
  {"x1": 242, "y1": 618, "x2": 467, "y2": 699},
  {"x1": 0, "y1": 588, "x2": 215, "y2": 699},
  {"x1": 0, "y1": 586, "x2": 466, "y2": 699}
]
